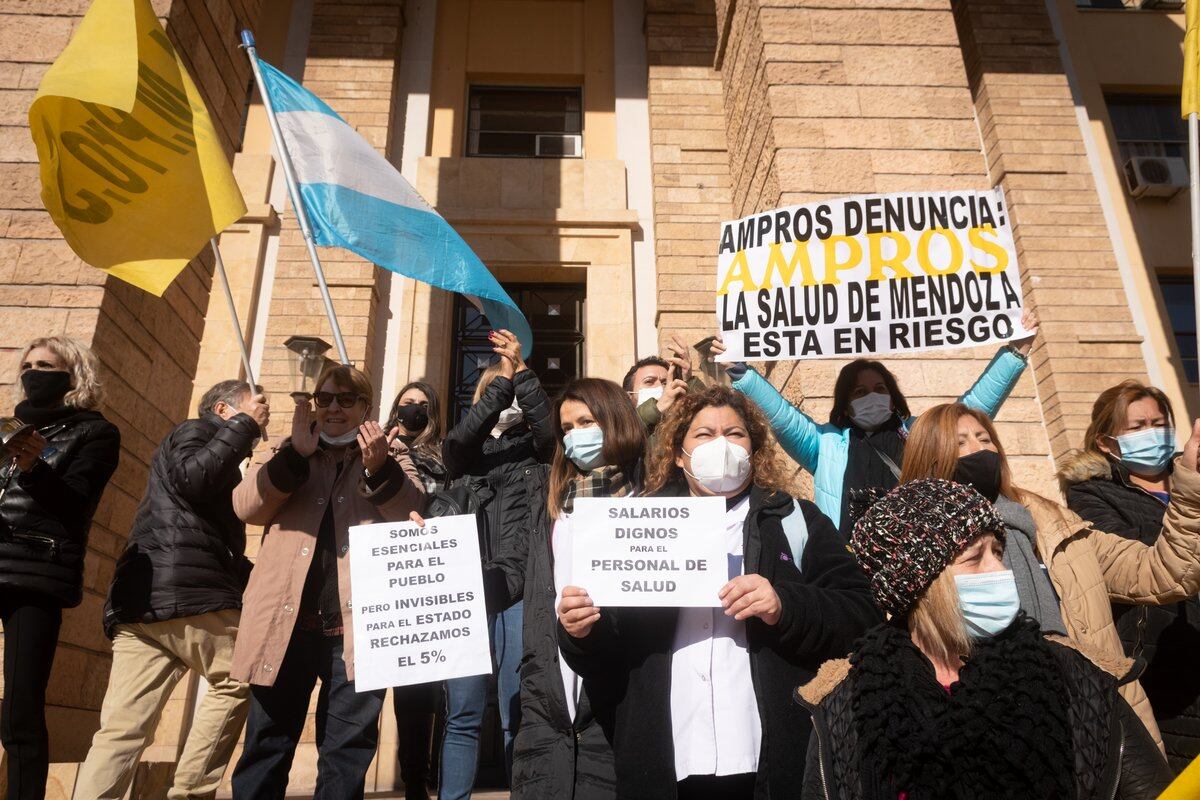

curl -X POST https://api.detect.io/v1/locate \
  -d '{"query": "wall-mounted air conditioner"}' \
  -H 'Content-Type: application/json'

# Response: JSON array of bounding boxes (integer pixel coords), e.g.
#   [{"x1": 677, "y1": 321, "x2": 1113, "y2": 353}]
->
[
  {"x1": 1123, "y1": 156, "x2": 1189, "y2": 199},
  {"x1": 535, "y1": 133, "x2": 583, "y2": 158}
]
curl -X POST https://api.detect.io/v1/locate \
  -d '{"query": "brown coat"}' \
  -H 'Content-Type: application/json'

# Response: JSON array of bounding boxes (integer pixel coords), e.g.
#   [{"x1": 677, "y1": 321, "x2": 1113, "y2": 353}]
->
[
  {"x1": 1019, "y1": 457, "x2": 1200, "y2": 748},
  {"x1": 230, "y1": 442, "x2": 425, "y2": 686}
]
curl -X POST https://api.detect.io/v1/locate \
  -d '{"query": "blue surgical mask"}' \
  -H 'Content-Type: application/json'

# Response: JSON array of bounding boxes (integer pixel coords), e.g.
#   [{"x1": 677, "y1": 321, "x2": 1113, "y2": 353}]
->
[
  {"x1": 563, "y1": 426, "x2": 605, "y2": 470},
  {"x1": 1113, "y1": 426, "x2": 1175, "y2": 477},
  {"x1": 954, "y1": 570, "x2": 1019, "y2": 638}
]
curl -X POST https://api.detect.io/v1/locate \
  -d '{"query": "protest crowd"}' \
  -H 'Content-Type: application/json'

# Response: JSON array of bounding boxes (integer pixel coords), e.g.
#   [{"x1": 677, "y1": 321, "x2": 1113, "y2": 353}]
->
[
  {"x1": 8, "y1": 3, "x2": 1200, "y2": 799},
  {"x1": 4, "y1": 314, "x2": 1200, "y2": 800}
]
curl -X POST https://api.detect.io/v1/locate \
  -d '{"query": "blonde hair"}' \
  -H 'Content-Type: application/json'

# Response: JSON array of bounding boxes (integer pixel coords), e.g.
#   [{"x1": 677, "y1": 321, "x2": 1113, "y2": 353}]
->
[
  {"x1": 473, "y1": 363, "x2": 505, "y2": 404},
  {"x1": 15, "y1": 336, "x2": 104, "y2": 410},
  {"x1": 907, "y1": 570, "x2": 973, "y2": 666}
]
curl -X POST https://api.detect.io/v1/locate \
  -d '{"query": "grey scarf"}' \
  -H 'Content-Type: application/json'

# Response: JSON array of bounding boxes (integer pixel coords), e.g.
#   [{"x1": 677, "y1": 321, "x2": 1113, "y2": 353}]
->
[{"x1": 994, "y1": 495, "x2": 1068, "y2": 636}]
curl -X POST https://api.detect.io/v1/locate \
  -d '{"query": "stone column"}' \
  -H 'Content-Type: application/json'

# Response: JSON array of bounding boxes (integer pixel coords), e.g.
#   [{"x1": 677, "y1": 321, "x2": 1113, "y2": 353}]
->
[
  {"x1": 704, "y1": 0, "x2": 1055, "y2": 493},
  {"x1": 955, "y1": 0, "x2": 1151, "y2": 458}
]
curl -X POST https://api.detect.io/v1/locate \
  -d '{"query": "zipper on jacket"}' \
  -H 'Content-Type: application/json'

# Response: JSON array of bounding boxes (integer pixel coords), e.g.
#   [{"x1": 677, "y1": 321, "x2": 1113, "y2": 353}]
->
[
  {"x1": 11, "y1": 532, "x2": 60, "y2": 558},
  {"x1": 816, "y1": 730, "x2": 831, "y2": 800},
  {"x1": 1109, "y1": 732, "x2": 1124, "y2": 800}
]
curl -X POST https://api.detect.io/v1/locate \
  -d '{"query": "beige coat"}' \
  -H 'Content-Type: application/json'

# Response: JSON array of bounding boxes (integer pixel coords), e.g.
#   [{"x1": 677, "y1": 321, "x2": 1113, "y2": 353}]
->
[
  {"x1": 1019, "y1": 456, "x2": 1200, "y2": 748},
  {"x1": 230, "y1": 442, "x2": 425, "y2": 686}
]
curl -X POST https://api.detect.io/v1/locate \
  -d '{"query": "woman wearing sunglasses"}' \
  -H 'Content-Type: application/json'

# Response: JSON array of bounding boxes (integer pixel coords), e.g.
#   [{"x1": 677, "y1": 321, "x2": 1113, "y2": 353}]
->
[{"x1": 229, "y1": 364, "x2": 426, "y2": 800}]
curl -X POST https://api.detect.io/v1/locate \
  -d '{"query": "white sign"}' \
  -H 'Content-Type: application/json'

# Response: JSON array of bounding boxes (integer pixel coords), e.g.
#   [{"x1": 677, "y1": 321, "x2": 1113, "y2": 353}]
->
[
  {"x1": 349, "y1": 515, "x2": 492, "y2": 692},
  {"x1": 715, "y1": 189, "x2": 1026, "y2": 362},
  {"x1": 570, "y1": 497, "x2": 728, "y2": 608}
]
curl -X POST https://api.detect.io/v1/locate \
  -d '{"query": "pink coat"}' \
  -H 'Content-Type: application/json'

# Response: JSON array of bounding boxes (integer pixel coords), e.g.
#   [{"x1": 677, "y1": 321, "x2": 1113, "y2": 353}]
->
[{"x1": 230, "y1": 441, "x2": 425, "y2": 686}]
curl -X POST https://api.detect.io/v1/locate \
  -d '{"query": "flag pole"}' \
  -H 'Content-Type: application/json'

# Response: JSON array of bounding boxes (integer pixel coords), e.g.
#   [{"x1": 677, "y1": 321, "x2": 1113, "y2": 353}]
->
[
  {"x1": 209, "y1": 237, "x2": 257, "y2": 387},
  {"x1": 1191, "y1": 111, "x2": 1200, "y2": 406},
  {"x1": 238, "y1": 29, "x2": 351, "y2": 365}
]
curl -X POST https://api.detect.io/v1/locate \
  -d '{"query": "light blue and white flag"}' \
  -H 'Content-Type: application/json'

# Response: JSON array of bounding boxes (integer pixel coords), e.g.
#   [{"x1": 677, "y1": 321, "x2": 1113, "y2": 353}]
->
[{"x1": 257, "y1": 58, "x2": 533, "y2": 353}]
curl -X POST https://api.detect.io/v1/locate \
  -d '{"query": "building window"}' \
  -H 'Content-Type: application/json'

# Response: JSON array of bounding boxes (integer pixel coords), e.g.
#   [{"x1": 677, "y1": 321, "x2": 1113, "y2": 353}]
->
[
  {"x1": 466, "y1": 86, "x2": 583, "y2": 158},
  {"x1": 1157, "y1": 274, "x2": 1198, "y2": 383},
  {"x1": 1106, "y1": 95, "x2": 1188, "y2": 163}
]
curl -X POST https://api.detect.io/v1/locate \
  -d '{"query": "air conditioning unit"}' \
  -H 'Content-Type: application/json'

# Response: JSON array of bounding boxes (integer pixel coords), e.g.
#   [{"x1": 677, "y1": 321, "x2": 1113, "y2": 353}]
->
[
  {"x1": 535, "y1": 133, "x2": 583, "y2": 158},
  {"x1": 1139, "y1": 0, "x2": 1184, "y2": 9},
  {"x1": 1123, "y1": 156, "x2": 1189, "y2": 199}
]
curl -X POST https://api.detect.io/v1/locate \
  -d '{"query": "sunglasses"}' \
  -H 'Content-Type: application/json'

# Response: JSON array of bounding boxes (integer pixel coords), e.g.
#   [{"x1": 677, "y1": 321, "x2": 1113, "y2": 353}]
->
[{"x1": 312, "y1": 391, "x2": 365, "y2": 409}]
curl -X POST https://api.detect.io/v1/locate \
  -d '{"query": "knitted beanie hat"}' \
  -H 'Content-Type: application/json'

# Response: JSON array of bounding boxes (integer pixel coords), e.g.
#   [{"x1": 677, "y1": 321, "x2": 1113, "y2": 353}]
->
[{"x1": 850, "y1": 478, "x2": 1006, "y2": 616}]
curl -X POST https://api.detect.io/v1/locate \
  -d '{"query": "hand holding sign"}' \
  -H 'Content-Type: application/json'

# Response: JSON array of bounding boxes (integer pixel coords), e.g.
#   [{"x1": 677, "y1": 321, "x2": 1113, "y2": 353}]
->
[
  {"x1": 719, "y1": 574, "x2": 781, "y2": 625},
  {"x1": 558, "y1": 586, "x2": 601, "y2": 639}
]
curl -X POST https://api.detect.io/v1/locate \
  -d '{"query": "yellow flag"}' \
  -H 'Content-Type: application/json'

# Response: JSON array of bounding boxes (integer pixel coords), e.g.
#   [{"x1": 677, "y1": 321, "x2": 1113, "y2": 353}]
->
[
  {"x1": 1158, "y1": 755, "x2": 1200, "y2": 800},
  {"x1": 29, "y1": 0, "x2": 246, "y2": 295},
  {"x1": 1185, "y1": 0, "x2": 1200, "y2": 117}
]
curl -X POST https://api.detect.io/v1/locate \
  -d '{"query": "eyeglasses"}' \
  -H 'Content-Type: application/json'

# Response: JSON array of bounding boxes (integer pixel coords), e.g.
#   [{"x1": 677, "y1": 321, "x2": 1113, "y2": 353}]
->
[{"x1": 312, "y1": 391, "x2": 365, "y2": 409}]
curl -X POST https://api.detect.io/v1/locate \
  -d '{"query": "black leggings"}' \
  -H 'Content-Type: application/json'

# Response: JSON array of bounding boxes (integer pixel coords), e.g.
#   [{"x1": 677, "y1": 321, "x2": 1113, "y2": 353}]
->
[{"x1": 0, "y1": 596, "x2": 62, "y2": 800}]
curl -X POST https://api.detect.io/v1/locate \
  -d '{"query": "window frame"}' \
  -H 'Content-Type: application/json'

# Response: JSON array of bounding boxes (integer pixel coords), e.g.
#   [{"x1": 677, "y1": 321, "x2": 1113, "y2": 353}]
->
[{"x1": 464, "y1": 84, "x2": 584, "y2": 160}]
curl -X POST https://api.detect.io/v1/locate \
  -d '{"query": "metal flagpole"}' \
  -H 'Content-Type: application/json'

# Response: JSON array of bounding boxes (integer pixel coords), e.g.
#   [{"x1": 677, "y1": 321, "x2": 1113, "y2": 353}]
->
[
  {"x1": 1191, "y1": 111, "x2": 1200, "y2": 404},
  {"x1": 239, "y1": 29, "x2": 351, "y2": 365},
  {"x1": 209, "y1": 237, "x2": 257, "y2": 387}
]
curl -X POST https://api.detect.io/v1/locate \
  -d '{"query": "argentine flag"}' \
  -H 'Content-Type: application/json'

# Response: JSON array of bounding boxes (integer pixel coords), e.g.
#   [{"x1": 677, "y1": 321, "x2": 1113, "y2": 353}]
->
[{"x1": 256, "y1": 58, "x2": 533, "y2": 353}]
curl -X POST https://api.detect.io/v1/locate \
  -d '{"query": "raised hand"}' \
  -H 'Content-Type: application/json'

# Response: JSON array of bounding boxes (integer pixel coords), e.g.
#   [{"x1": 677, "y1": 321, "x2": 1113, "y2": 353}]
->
[
  {"x1": 358, "y1": 420, "x2": 399, "y2": 474},
  {"x1": 291, "y1": 398, "x2": 321, "y2": 457},
  {"x1": 1182, "y1": 418, "x2": 1200, "y2": 473},
  {"x1": 557, "y1": 585, "x2": 601, "y2": 639},
  {"x1": 1013, "y1": 308, "x2": 1040, "y2": 356},
  {"x1": 656, "y1": 378, "x2": 689, "y2": 415},
  {"x1": 666, "y1": 334, "x2": 693, "y2": 382},
  {"x1": 719, "y1": 574, "x2": 781, "y2": 625},
  {"x1": 246, "y1": 393, "x2": 271, "y2": 437}
]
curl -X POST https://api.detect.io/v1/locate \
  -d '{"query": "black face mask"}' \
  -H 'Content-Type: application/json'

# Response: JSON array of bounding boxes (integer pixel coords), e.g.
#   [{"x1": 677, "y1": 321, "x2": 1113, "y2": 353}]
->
[
  {"x1": 394, "y1": 403, "x2": 429, "y2": 433},
  {"x1": 20, "y1": 370, "x2": 71, "y2": 407},
  {"x1": 954, "y1": 448, "x2": 1003, "y2": 503}
]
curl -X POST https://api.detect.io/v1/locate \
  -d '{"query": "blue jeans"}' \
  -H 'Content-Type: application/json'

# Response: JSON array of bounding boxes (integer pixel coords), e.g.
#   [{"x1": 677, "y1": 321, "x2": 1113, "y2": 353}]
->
[
  {"x1": 439, "y1": 602, "x2": 523, "y2": 799},
  {"x1": 231, "y1": 633, "x2": 386, "y2": 800}
]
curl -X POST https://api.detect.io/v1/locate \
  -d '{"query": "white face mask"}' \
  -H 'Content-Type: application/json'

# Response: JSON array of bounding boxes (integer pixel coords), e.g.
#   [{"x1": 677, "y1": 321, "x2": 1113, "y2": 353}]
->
[
  {"x1": 635, "y1": 386, "x2": 664, "y2": 406},
  {"x1": 320, "y1": 428, "x2": 360, "y2": 448},
  {"x1": 683, "y1": 436, "x2": 752, "y2": 493},
  {"x1": 491, "y1": 400, "x2": 524, "y2": 438},
  {"x1": 849, "y1": 391, "x2": 893, "y2": 431}
]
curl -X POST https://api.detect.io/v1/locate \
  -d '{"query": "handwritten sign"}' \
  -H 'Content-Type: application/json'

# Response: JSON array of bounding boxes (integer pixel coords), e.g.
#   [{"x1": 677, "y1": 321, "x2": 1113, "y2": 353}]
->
[
  {"x1": 349, "y1": 515, "x2": 491, "y2": 691},
  {"x1": 570, "y1": 497, "x2": 728, "y2": 607}
]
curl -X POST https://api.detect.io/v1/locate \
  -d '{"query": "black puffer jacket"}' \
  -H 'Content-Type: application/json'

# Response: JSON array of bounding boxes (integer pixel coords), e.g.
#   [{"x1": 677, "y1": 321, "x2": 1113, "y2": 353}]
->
[
  {"x1": 0, "y1": 407, "x2": 121, "y2": 607},
  {"x1": 442, "y1": 369, "x2": 555, "y2": 563},
  {"x1": 797, "y1": 621, "x2": 1171, "y2": 800},
  {"x1": 103, "y1": 412, "x2": 260, "y2": 637},
  {"x1": 450, "y1": 370, "x2": 615, "y2": 799},
  {"x1": 1061, "y1": 450, "x2": 1200, "y2": 772},
  {"x1": 559, "y1": 487, "x2": 882, "y2": 800}
]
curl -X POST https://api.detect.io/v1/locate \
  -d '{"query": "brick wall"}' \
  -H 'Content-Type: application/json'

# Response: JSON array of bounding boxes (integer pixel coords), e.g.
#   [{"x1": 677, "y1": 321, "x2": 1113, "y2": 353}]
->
[
  {"x1": 955, "y1": 0, "x2": 1149, "y2": 459},
  {"x1": 644, "y1": 0, "x2": 736, "y2": 351},
  {"x1": 0, "y1": 1, "x2": 263, "y2": 794},
  {"x1": 706, "y1": 0, "x2": 1058, "y2": 495}
]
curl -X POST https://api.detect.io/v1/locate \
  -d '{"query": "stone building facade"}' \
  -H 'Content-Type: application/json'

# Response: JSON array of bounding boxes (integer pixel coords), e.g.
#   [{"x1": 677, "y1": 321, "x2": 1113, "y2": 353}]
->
[{"x1": 0, "y1": 0, "x2": 1193, "y2": 795}]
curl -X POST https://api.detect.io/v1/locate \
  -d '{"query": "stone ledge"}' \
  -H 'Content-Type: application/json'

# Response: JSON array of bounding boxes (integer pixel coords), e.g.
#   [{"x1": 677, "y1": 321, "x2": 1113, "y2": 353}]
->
[{"x1": 439, "y1": 208, "x2": 642, "y2": 230}]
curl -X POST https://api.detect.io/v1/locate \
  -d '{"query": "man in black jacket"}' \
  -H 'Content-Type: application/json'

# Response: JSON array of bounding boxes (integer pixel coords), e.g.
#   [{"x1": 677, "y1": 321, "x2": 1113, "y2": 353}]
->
[{"x1": 75, "y1": 380, "x2": 269, "y2": 799}]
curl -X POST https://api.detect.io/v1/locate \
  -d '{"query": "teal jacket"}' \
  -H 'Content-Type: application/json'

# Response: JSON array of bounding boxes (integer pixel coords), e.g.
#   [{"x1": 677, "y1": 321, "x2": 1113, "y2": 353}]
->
[{"x1": 731, "y1": 347, "x2": 1028, "y2": 529}]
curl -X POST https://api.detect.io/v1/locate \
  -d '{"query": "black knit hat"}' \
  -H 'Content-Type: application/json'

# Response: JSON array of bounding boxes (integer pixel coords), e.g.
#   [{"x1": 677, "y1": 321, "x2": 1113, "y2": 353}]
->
[{"x1": 850, "y1": 478, "x2": 1006, "y2": 616}]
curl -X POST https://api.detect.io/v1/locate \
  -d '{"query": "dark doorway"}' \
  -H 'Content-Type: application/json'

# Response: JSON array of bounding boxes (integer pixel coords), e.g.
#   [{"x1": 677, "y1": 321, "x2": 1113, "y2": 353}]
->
[{"x1": 449, "y1": 284, "x2": 587, "y2": 421}]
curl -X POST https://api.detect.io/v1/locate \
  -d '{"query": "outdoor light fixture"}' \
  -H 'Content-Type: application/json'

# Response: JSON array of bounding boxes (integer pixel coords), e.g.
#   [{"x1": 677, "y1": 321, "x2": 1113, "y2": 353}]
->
[{"x1": 284, "y1": 335, "x2": 333, "y2": 401}]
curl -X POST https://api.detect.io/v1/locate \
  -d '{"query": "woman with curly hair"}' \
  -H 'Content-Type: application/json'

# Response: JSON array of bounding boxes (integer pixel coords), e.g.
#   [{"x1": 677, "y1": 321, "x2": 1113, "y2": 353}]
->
[{"x1": 555, "y1": 386, "x2": 879, "y2": 800}]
